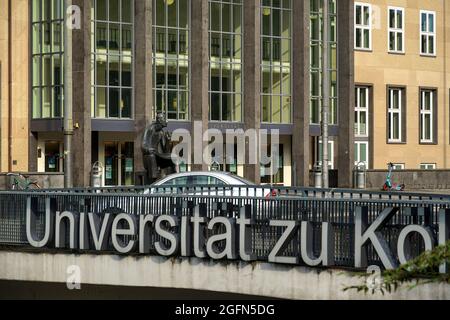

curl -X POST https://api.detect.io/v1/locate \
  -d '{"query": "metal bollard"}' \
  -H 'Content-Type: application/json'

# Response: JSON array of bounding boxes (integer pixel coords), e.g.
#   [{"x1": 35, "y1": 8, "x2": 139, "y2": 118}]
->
[
  {"x1": 314, "y1": 164, "x2": 322, "y2": 189},
  {"x1": 91, "y1": 162, "x2": 104, "y2": 188},
  {"x1": 355, "y1": 162, "x2": 367, "y2": 189}
]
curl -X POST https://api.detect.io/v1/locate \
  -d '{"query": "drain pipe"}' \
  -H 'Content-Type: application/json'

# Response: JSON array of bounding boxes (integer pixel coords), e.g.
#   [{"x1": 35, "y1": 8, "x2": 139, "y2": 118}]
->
[{"x1": 8, "y1": 0, "x2": 13, "y2": 173}]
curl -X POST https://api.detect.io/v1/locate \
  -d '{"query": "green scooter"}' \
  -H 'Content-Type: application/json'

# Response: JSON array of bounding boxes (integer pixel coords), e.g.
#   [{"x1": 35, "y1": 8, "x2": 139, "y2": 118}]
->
[{"x1": 382, "y1": 162, "x2": 405, "y2": 191}]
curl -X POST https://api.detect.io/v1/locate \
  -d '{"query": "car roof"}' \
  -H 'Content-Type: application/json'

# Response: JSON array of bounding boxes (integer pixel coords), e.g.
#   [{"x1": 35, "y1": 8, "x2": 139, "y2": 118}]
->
[{"x1": 153, "y1": 171, "x2": 250, "y2": 185}]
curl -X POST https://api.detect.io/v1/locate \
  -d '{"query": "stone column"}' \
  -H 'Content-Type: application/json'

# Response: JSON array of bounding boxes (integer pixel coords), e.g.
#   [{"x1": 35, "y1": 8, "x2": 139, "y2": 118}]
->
[
  {"x1": 337, "y1": 0, "x2": 355, "y2": 188},
  {"x1": 243, "y1": 0, "x2": 261, "y2": 184},
  {"x1": 190, "y1": 0, "x2": 209, "y2": 171},
  {"x1": 292, "y1": 0, "x2": 310, "y2": 187},
  {"x1": 72, "y1": 0, "x2": 91, "y2": 187},
  {"x1": 28, "y1": 132, "x2": 38, "y2": 172},
  {"x1": 134, "y1": 0, "x2": 153, "y2": 184}
]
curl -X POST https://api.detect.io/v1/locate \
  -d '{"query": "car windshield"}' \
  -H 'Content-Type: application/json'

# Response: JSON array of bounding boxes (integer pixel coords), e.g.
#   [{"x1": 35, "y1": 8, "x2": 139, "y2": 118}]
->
[{"x1": 227, "y1": 175, "x2": 255, "y2": 186}]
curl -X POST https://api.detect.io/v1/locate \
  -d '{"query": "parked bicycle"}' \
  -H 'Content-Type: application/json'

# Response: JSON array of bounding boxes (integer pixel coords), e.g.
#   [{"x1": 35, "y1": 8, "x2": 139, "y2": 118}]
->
[{"x1": 6, "y1": 173, "x2": 41, "y2": 191}]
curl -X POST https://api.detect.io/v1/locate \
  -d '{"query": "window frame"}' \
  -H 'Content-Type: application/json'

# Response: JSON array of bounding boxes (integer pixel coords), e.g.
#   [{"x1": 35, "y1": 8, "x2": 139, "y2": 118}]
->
[
  {"x1": 260, "y1": 0, "x2": 293, "y2": 125},
  {"x1": 354, "y1": 2, "x2": 372, "y2": 51},
  {"x1": 420, "y1": 163, "x2": 437, "y2": 170},
  {"x1": 317, "y1": 139, "x2": 335, "y2": 170},
  {"x1": 419, "y1": 88, "x2": 437, "y2": 144},
  {"x1": 354, "y1": 141, "x2": 369, "y2": 168},
  {"x1": 91, "y1": 0, "x2": 135, "y2": 120},
  {"x1": 355, "y1": 86, "x2": 369, "y2": 137},
  {"x1": 420, "y1": 10, "x2": 436, "y2": 56},
  {"x1": 208, "y1": 0, "x2": 244, "y2": 123},
  {"x1": 392, "y1": 163, "x2": 405, "y2": 170},
  {"x1": 152, "y1": 0, "x2": 191, "y2": 121},
  {"x1": 387, "y1": 6, "x2": 405, "y2": 54},
  {"x1": 387, "y1": 86, "x2": 406, "y2": 144}
]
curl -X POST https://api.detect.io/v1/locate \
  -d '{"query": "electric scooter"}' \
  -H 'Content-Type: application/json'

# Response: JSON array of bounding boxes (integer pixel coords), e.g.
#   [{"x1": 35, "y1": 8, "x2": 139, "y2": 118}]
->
[{"x1": 382, "y1": 162, "x2": 405, "y2": 191}]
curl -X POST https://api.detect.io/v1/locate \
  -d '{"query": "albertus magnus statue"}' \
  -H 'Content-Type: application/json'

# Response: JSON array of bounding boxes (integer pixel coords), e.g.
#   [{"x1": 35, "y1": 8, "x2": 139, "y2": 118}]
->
[{"x1": 141, "y1": 113, "x2": 176, "y2": 184}]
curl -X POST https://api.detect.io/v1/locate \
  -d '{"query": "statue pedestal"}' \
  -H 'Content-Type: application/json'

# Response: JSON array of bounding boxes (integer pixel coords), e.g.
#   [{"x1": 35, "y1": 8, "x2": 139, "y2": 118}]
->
[{"x1": 135, "y1": 171, "x2": 147, "y2": 186}]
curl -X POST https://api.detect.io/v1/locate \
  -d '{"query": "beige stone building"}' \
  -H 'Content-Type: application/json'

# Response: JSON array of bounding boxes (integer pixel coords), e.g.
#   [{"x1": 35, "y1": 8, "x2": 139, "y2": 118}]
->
[
  {"x1": 354, "y1": 0, "x2": 450, "y2": 170},
  {"x1": 0, "y1": 0, "x2": 29, "y2": 173}
]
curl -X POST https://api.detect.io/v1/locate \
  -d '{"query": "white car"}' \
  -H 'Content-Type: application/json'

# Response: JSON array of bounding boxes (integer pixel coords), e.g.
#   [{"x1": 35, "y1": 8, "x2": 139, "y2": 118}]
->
[{"x1": 144, "y1": 172, "x2": 277, "y2": 198}]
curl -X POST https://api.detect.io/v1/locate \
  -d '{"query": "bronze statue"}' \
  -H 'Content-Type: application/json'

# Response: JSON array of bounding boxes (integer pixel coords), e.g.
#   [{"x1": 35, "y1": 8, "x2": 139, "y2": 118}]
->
[{"x1": 142, "y1": 113, "x2": 176, "y2": 184}]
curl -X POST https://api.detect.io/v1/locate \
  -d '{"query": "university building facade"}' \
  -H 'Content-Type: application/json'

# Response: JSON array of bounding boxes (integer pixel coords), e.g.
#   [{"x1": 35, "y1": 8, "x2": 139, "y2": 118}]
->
[
  {"x1": 2, "y1": 0, "x2": 353, "y2": 187},
  {"x1": 4, "y1": 0, "x2": 448, "y2": 188}
]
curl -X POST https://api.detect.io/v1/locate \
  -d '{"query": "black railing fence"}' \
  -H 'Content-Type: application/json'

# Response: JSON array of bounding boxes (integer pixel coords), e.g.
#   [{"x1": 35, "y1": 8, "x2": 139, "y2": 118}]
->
[
  {"x1": 1, "y1": 187, "x2": 449, "y2": 270},
  {"x1": 23, "y1": 184, "x2": 450, "y2": 201}
]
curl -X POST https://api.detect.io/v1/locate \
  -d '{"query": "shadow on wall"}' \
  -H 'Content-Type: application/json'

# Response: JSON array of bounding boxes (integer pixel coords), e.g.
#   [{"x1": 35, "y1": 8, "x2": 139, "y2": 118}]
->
[{"x1": 0, "y1": 280, "x2": 274, "y2": 300}]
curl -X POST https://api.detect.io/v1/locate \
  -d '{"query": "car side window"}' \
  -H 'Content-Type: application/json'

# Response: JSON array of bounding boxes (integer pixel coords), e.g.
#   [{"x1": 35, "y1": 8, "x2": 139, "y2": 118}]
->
[
  {"x1": 190, "y1": 176, "x2": 226, "y2": 185},
  {"x1": 161, "y1": 177, "x2": 189, "y2": 186},
  {"x1": 192, "y1": 176, "x2": 209, "y2": 185},
  {"x1": 209, "y1": 177, "x2": 226, "y2": 185}
]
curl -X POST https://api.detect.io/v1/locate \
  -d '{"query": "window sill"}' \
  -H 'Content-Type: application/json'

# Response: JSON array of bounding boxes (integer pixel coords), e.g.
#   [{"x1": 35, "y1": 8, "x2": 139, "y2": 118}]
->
[
  {"x1": 419, "y1": 141, "x2": 438, "y2": 145},
  {"x1": 355, "y1": 48, "x2": 373, "y2": 53},
  {"x1": 420, "y1": 53, "x2": 437, "y2": 58},
  {"x1": 388, "y1": 51, "x2": 405, "y2": 55}
]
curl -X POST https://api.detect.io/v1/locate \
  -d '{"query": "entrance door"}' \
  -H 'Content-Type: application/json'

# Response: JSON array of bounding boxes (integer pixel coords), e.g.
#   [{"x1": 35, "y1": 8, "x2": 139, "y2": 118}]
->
[
  {"x1": 104, "y1": 142, "x2": 119, "y2": 186},
  {"x1": 104, "y1": 142, "x2": 134, "y2": 186},
  {"x1": 45, "y1": 141, "x2": 62, "y2": 173}
]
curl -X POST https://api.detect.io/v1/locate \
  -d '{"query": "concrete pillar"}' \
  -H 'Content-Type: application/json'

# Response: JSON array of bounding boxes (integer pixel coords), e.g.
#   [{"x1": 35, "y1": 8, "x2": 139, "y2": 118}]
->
[
  {"x1": 190, "y1": 0, "x2": 209, "y2": 171},
  {"x1": 72, "y1": 0, "x2": 91, "y2": 187},
  {"x1": 292, "y1": 0, "x2": 310, "y2": 187},
  {"x1": 134, "y1": 0, "x2": 153, "y2": 182},
  {"x1": 337, "y1": 0, "x2": 355, "y2": 188},
  {"x1": 28, "y1": 132, "x2": 38, "y2": 172},
  {"x1": 243, "y1": 0, "x2": 261, "y2": 184}
]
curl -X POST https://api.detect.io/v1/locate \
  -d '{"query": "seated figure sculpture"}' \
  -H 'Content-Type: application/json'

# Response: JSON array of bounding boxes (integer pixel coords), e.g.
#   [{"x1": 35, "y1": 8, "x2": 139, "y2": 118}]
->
[{"x1": 141, "y1": 113, "x2": 176, "y2": 184}]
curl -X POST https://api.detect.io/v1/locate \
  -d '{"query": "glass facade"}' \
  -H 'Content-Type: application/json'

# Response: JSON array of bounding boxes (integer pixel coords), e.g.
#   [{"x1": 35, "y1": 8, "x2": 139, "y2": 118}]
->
[
  {"x1": 153, "y1": 0, "x2": 190, "y2": 121},
  {"x1": 91, "y1": 0, "x2": 134, "y2": 119},
  {"x1": 32, "y1": 0, "x2": 64, "y2": 119},
  {"x1": 261, "y1": 0, "x2": 291, "y2": 124},
  {"x1": 310, "y1": 0, "x2": 338, "y2": 125},
  {"x1": 209, "y1": 0, "x2": 243, "y2": 122}
]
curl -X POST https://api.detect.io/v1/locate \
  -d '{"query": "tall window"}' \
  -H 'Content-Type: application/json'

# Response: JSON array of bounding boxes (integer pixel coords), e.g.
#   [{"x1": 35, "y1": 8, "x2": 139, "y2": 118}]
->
[
  {"x1": 310, "y1": 0, "x2": 338, "y2": 125},
  {"x1": 387, "y1": 87, "x2": 404, "y2": 143},
  {"x1": 388, "y1": 7, "x2": 404, "y2": 53},
  {"x1": 355, "y1": 86, "x2": 369, "y2": 137},
  {"x1": 261, "y1": 0, "x2": 291, "y2": 124},
  {"x1": 420, "y1": 89, "x2": 436, "y2": 144},
  {"x1": 355, "y1": 141, "x2": 369, "y2": 168},
  {"x1": 31, "y1": 0, "x2": 64, "y2": 119},
  {"x1": 153, "y1": 0, "x2": 190, "y2": 121},
  {"x1": 354, "y1": 2, "x2": 371, "y2": 50},
  {"x1": 420, "y1": 11, "x2": 436, "y2": 56},
  {"x1": 209, "y1": 0, "x2": 243, "y2": 122},
  {"x1": 91, "y1": 0, "x2": 134, "y2": 119}
]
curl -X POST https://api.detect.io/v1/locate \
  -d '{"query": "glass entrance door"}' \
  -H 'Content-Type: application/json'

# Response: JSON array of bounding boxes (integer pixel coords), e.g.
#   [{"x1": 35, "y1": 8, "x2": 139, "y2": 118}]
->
[
  {"x1": 104, "y1": 141, "x2": 135, "y2": 186},
  {"x1": 104, "y1": 142, "x2": 119, "y2": 186}
]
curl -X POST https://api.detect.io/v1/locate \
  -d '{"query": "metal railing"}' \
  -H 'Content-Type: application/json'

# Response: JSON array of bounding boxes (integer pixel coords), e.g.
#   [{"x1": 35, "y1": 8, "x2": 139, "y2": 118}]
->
[
  {"x1": 0, "y1": 190, "x2": 449, "y2": 269},
  {"x1": 22, "y1": 184, "x2": 450, "y2": 201}
]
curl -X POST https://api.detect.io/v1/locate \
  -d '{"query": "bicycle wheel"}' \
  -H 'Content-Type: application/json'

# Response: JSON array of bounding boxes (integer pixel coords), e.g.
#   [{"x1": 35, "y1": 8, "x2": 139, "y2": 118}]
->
[{"x1": 27, "y1": 182, "x2": 41, "y2": 190}]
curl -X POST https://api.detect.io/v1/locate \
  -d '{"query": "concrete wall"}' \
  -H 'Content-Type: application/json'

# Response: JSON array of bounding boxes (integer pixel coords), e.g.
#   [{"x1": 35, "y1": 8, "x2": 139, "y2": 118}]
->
[
  {"x1": 0, "y1": 173, "x2": 64, "y2": 190},
  {"x1": 364, "y1": 169, "x2": 450, "y2": 190},
  {"x1": 1, "y1": 251, "x2": 449, "y2": 300}
]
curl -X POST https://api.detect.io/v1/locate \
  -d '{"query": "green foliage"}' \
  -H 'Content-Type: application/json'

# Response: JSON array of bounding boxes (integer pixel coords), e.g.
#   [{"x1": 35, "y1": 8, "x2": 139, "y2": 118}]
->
[{"x1": 344, "y1": 241, "x2": 450, "y2": 295}]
